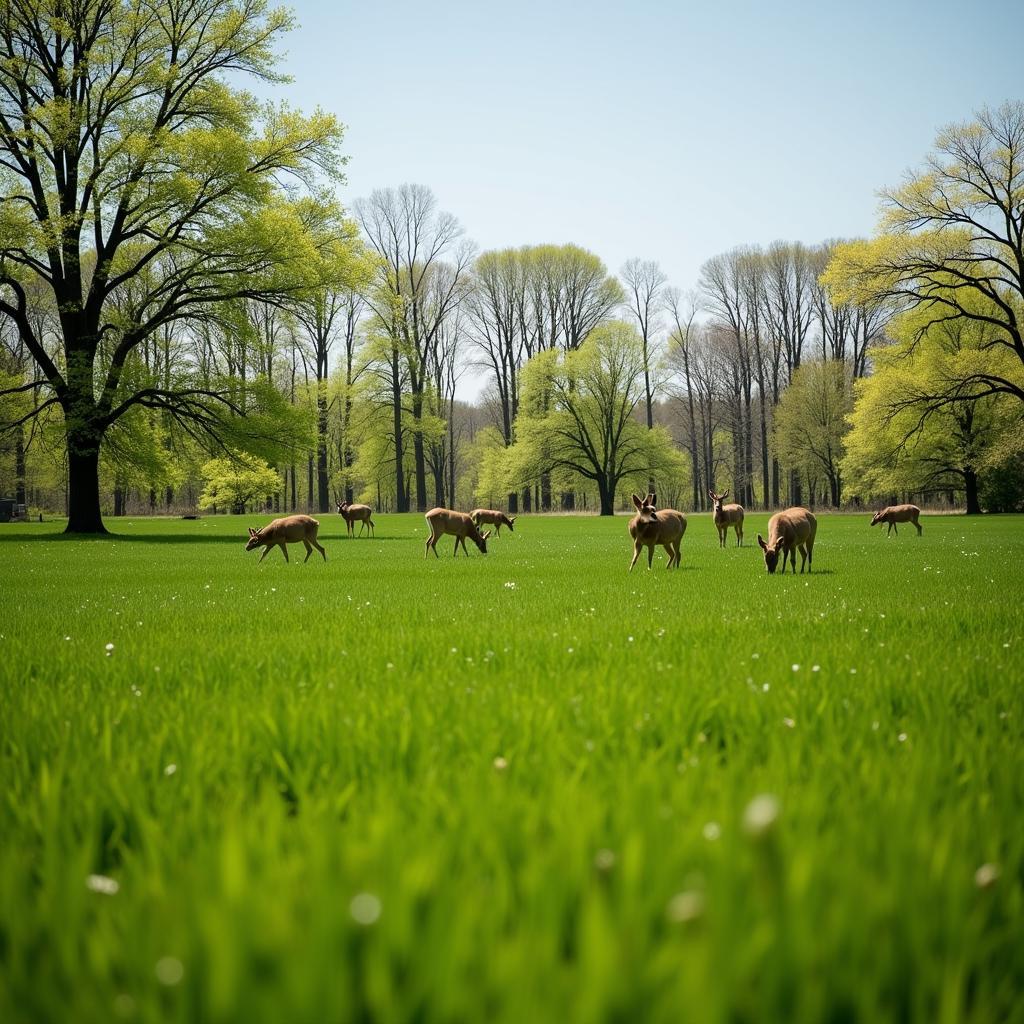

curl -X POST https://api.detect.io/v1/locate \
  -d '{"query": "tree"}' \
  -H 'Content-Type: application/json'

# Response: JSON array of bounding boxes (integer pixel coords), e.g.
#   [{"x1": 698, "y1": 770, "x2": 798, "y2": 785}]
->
[
  {"x1": 355, "y1": 185, "x2": 474, "y2": 513},
  {"x1": 841, "y1": 308, "x2": 1023, "y2": 514},
  {"x1": 198, "y1": 453, "x2": 280, "y2": 516},
  {"x1": 773, "y1": 360, "x2": 853, "y2": 508},
  {"x1": 0, "y1": 0, "x2": 344, "y2": 532},
  {"x1": 824, "y1": 101, "x2": 1024, "y2": 408},
  {"x1": 504, "y1": 321, "x2": 684, "y2": 515},
  {"x1": 621, "y1": 258, "x2": 667, "y2": 429}
]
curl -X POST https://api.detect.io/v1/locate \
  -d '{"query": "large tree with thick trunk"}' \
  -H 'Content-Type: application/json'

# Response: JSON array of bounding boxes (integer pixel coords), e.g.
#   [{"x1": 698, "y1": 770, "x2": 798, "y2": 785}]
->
[{"x1": 0, "y1": 0, "x2": 344, "y2": 532}]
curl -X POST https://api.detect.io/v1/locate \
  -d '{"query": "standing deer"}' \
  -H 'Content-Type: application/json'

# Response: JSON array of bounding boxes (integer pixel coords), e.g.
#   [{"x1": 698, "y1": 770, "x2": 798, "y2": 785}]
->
[
  {"x1": 470, "y1": 509, "x2": 517, "y2": 535},
  {"x1": 757, "y1": 507, "x2": 817, "y2": 574},
  {"x1": 628, "y1": 493, "x2": 687, "y2": 571},
  {"x1": 246, "y1": 515, "x2": 326, "y2": 563},
  {"x1": 424, "y1": 507, "x2": 491, "y2": 558},
  {"x1": 870, "y1": 504, "x2": 922, "y2": 537},
  {"x1": 709, "y1": 488, "x2": 744, "y2": 547},
  {"x1": 337, "y1": 501, "x2": 375, "y2": 538}
]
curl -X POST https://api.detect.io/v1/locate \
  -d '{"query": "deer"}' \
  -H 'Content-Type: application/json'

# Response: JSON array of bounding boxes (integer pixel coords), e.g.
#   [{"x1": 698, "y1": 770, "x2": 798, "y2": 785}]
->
[
  {"x1": 246, "y1": 515, "x2": 326, "y2": 563},
  {"x1": 628, "y1": 492, "x2": 687, "y2": 571},
  {"x1": 424, "y1": 507, "x2": 491, "y2": 558},
  {"x1": 470, "y1": 509, "x2": 517, "y2": 535},
  {"x1": 757, "y1": 507, "x2": 817, "y2": 575},
  {"x1": 337, "y1": 500, "x2": 375, "y2": 538},
  {"x1": 709, "y1": 488, "x2": 745, "y2": 547},
  {"x1": 870, "y1": 504, "x2": 922, "y2": 537}
]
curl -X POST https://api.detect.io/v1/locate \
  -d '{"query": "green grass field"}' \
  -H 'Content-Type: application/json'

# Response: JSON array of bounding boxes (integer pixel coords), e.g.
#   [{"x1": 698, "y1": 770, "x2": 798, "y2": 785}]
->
[{"x1": 1, "y1": 512, "x2": 1022, "y2": 1023}]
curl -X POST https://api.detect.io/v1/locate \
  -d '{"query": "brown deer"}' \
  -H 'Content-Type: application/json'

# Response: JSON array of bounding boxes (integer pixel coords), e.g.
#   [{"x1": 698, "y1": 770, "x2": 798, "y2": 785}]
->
[
  {"x1": 709, "y1": 488, "x2": 745, "y2": 547},
  {"x1": 424, "y1": 507, "x2": 491, "y2": 558},
  {"x1": 470, "y1": 509, "x2": 517, "y2": 535},
  {"x1": 628, "y1": 492, "x2": 687, "y2": 571},
  {"x1": 337, "y1": 501, "x2": 375, "y2": 538},
  {"x1": 246, "y1": 515, "x2": 326, "y2": 563},
  {"x1": 757, "y1": 507, "x2": 817, "y2": 575},
  {"x1": 870, "y1": 504, "x2": 922, "y2": 536}
]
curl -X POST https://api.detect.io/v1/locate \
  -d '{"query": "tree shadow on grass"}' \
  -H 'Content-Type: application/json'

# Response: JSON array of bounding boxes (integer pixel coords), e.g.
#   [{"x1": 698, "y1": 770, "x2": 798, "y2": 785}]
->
[{"x1": 0, "y1": 531, "x2": 410, "y2": 544}]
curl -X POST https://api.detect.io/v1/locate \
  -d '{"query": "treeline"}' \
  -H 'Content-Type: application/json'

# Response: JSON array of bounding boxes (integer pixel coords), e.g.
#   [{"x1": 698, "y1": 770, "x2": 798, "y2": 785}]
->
[{"x1": 0, "y1": 0, "x2": 1022, "y2": 530}]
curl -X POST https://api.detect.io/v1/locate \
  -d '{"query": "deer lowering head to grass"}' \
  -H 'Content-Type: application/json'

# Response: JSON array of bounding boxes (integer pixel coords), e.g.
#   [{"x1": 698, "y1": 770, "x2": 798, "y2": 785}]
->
[
  {"x1": 470, "y1": 509, "x2": 517, "y2": 535},
  {"x1": 424, "y1": 507, "x2": 491, "y2": 558},
  {"x1": 709, "y1": 488, "x2": 744, "y2": 547},
  {"x1": 628, "y1": 492, "x2": 687, "y2": 571},
  {"x1": 870, "y1": 504, "x2": 922, "y2": 537},
  {"x1": 337, "y1": 501, "x2": 375, "y2": 538},
  {"x1": 246, "y1": 515, "x2": 326, "y2": 564},
  {"x1": 757, "y1": 507, "x2": 817, "y2": 575}
]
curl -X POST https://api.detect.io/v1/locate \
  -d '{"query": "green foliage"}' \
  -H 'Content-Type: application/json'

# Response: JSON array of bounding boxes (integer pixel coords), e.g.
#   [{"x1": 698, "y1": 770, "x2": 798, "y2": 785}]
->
[
  {"x1": 507, "y1": 322, "x2": 684, "y2": 512},
  {"x1": 841, "y1": 306, "x2": 1024, "y2": 504},
  {"x1": 1, "y1": 514, "x2": 1022, "y2": 1021},
  {"x1": 198, "y1": 452, "x2": 279, "y2": 513},
  {"x1": 772, "y1": 360, "x2": 853, "y2": 503}
]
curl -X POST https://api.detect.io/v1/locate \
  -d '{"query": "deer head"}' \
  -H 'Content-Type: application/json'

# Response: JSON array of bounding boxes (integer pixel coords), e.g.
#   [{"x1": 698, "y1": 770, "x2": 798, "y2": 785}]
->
[
  {"x1": 245, "y1": 526, "x2": 262, "y2": 552},
  {"x1": 870, "y1": 510, "x2": 884, "y2": 526},
  {"x1": 632, "y1": 493, "x2": 658, "y2": 524},
  {"x1": 709, "y1": 489, "x2": 729, "y2": 513},
  {"x1": 473, "y1": 529, "x2": 491, "y2": 554},
  {"x1": 757, "y1": 533, "x2": 784, "y2": 573},
  {"x1": 507, "y1": 515, "x2": 517, "y2": 531},
  {"x1": 337, "y1": 501, "x2": 349, "y2": 514}
]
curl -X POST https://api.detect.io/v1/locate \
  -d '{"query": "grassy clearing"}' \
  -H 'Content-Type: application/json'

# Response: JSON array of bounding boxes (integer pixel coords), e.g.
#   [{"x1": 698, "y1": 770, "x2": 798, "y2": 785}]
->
[{"x1": 1, "y1": 512, "x2": 1022, "y2": 1023}]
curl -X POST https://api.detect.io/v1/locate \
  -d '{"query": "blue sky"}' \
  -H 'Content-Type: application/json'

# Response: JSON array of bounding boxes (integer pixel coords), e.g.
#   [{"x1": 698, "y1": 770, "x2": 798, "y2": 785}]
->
[{"x1": 276, "y1": 0, "x2": 1022, "y2": 298}]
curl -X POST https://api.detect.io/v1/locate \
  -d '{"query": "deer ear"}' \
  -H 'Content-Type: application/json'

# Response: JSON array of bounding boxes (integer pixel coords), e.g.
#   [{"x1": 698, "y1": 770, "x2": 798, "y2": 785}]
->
[
  {"x1": 757, "y1": 534, "x2": 767, "y2": 551},
  {"x1": 648, "y1": 492, "x2": 657, "y2": 507},
  {"x1": 631, "y1": 494, "x2": 643, "y2": 511}
]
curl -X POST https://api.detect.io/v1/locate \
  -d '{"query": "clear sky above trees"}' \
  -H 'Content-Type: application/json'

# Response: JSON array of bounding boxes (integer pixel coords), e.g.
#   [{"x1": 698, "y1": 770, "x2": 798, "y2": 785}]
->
[{"x1": 279, "y1": 0, "x2": 1022, "y2": 299}]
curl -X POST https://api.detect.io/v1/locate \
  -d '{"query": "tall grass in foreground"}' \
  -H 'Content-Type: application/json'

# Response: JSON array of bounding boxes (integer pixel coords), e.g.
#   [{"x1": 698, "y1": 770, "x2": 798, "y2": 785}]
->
[{"x1": 1, "y1": 513, "x2": 1022, "y2": 1023}]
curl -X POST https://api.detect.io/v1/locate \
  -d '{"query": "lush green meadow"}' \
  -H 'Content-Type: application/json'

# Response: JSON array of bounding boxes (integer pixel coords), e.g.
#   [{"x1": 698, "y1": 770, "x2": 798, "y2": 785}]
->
[{"x1": 1, "y1": 511, "x2": 1022, "y2": 1023}]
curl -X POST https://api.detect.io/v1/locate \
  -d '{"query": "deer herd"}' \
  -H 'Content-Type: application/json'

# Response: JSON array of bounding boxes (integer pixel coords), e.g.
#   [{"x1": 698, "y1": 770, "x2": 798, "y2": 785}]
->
[{"x1": 244, "y1": 495, "x2": 923, "y2": 574}]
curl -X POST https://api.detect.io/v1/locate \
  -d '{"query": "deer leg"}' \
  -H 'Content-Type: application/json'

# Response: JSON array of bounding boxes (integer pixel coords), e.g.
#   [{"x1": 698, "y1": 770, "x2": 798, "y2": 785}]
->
[
  {"x1": 303, "y1": 539, "x2": 313, "y2": 563},
  {"x1": 313, "y1": 539, "x2": 327, "y2": 561},
  {"x1": 915, "y1": 519, "x2": 922, "y2": 536},
  {"x1": 628, "y1": 540, "x2": 642, "y2": 572},
  {"x1": 893, "y1": 523, "x2": 898, "y2": 536},
  {"x1": 798, "y1": 544, "x2": 806, "y2": 573},
  {"x1": 647, "y1": 543, "x2": 654, "y2": 569},
  {"x1": 369, "y1": 519, "x2": 375, "y2": 536},
  {"x1": 663, "y1": 543, "x2": 674, "y2": 568},
  {"x1": 258, "y1": 545, "x2": 271, "y2": 563},
  {"x1": 280, "y1": 542, "x2": 289, "y2": 563}
]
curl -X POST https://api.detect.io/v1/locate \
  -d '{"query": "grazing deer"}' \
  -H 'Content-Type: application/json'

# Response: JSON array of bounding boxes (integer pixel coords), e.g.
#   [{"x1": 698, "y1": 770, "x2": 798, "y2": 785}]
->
[
  {"x1": 337, "y1": 501, "x2": 375, "y2": 538},
  {"x1": 870, "y1": 504, "x2": 922, "y2": 537},
  {"x1": 709, "y1": 488, "x2": 745, "y2": 547},
  {"x1": 424, "y1": 507, "x2": 491, "y2": 558},
  {"x1": 246, "y1": 515, "x2": 326, "y2": 563},
  {"x1": 628, "y1": 492, "x2": 687, "y2": 571},
  {"x1": 757, "y1": 507, "x2": 817, "y2": 575},
  {"x1": 470, "y1": 509, "x2": 517, "y2": 535}
]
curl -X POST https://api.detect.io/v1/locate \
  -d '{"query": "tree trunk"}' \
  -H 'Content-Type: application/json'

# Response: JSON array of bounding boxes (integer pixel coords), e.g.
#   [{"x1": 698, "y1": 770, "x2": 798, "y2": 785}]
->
[
  {"x1": 14, "y1": 428, "x2": 27, "y2": 505},
  {"x1": 66, "y1": 441, "x2": 106, "y2": 533},
  {"x1": 964, "y1": 468, "x2": 980, "y2": 514},
  {"x1": 391, "y1": 347, "x2": 408, "y2": 513},
  {"x1": 316, "y1": 390, "x2": 330, "y2": 513},
  {"x1": 541, "y1": 472, "x2": 552, "y2": 511},
  {"x1": 113, "y1": 487, "x2": 125, "y2": 517},
  {"x1": 597, "y1": 478, "x2": 614, "y2": 515},
  {"x1": 522, "y1": 487, "x2": 531, "y2": 513},
  {"x1": 507, "y1": 492, "x2": 518, "y2": 514},
  {"x1": 412, "y1": 393, "x2": 428, "y2": 513}
]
